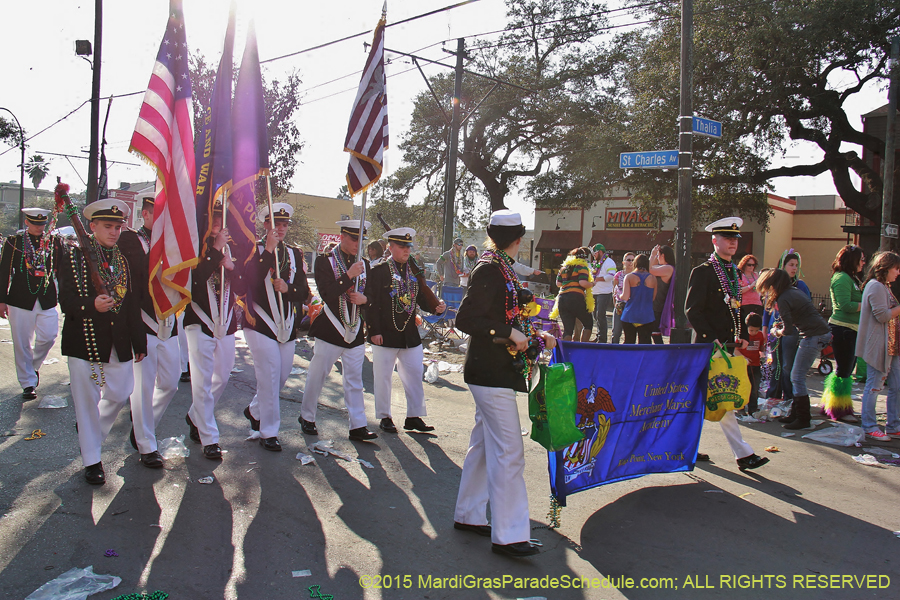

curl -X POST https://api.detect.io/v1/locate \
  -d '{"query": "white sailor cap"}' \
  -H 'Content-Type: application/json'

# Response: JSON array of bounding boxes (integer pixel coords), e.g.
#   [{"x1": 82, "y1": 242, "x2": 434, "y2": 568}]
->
[
  {"x1": 705, "y1": 217, "x2": 742, "y2": 238},
  {"x1": 257, "y1": 202, "x2": 293, "y2": 223},
  {"x1": 336, "y1": 219, "x2": 371, "y2": 236},
  {"x1": 488, "y1": 209, "x2": 523, "y2": 227},
  {"x1": 83, "y1": 199, "x2": 130, "y2": 221},
  {"x1": 21, "y1": 208, "x2": 51, "y2": 224},
  {"x1": 383, "y1": 227, "x2": 416, "y2": 247}
]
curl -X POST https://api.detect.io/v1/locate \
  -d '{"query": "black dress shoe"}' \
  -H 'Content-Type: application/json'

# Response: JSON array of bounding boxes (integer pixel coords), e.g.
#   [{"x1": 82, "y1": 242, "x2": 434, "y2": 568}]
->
[
  {"x1": 298, "y1": 417, "x2": 318, "y2": 435},
  {"x1": 244, "y1": 406, "x2": 260, "y2": 431},
  {"x1": 180, "y1": 366, "x2": 191, "y2": 382},
  {"x1": 491, "y1": 541, "x2": 540, "y2": 557},
  {"x1": 22, "y1": 387, "x2": 36, "y2": 400},
  {"x1": 259, "y1": 437, "x2": 282, "y2": 452},
  {"x1": 380, "y1": 418, "x2": 398, "y2": 433},
  {"x1": 35, "y1": 371, "x2": 39, "y2": 388},
  {"x1": 84, "y1": 462, "x2": 105, "y2": 485},
  {"x1": 696, "y1": 452, "x2": 710, "y2": 462},
  {"x1": 736, "y1": 453, "x2": 769, "y2": 471},
  {"x1": 404, "y1": 417, "x2": 435, "y2": 432},
  {"x1": 454, "y1": 522, "x2": 491, "y2": 537},
  {"x1": 185, "y1": 414, "x2": 201, "y2": 443},
  {"x1": 349, "y1": 427, "x2": 378, "y2": 441},
  {"x1": 141, "y1": 451, "x2": 164, "y2": 469},
  {"x1": 203, "y1": 443, "x2": 222, "y2": 459}
]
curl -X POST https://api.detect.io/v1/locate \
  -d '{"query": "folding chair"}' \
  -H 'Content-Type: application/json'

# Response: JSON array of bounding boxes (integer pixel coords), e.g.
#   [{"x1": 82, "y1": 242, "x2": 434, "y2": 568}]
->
[
  {"x1": 439, "y1": 285, "x2": 466, "y2": 340},
  {"x1": 419, "y1": 281, "x2": 452, "y2": 345}
]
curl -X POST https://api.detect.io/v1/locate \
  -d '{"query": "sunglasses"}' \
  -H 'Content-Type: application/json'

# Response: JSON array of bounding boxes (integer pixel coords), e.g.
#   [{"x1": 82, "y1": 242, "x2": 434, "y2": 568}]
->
[
  {"x1": 624, "y1": 259, "x2": 634, "y2": 262},
  {"x1": 746, "y1": 262, "x2": 757, "y2": 267}
]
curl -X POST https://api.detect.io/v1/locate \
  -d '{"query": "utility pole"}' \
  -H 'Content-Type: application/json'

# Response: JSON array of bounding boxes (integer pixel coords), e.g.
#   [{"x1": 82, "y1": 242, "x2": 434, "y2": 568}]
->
[
  {"x1": 880, "y1": 36, "x2": 899, "y2": 252},
  {"x1": 441, "y1": 38, "x2": 465, "y2": 253},
  {"x1": 86, "y1": 0, "x2": 103, "y2": 204},
  {"x1": 671, "y1": 0, "x2": 693, "y2": 343}
]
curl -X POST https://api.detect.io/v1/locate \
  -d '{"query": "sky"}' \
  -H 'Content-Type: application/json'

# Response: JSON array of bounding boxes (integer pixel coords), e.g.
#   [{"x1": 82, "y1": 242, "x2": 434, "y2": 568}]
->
[{"x1": 0, "y1": 0, "x2": 891, "y2": 230}]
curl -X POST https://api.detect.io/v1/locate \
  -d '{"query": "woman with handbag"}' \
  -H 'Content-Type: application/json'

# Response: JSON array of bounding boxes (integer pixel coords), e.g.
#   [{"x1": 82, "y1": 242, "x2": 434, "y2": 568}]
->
[
  {"x1": 856, "y1": 251, "x2": 900, "y2": 441},
  {"x1": 611, "y1": 252, "x2": 636, "y2": 343},
  {"x1": 454, "y1": 210, "x2": 556, "y2": 558},
  {"x1": 756, "y1": 268, "x2": 832, "y2": 430}
]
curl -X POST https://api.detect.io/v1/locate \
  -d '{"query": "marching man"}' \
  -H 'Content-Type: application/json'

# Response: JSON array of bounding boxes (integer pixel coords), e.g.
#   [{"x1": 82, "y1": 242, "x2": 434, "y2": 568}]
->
[
  {"x1": 0, "y1": 208, "x2": 63, "y2": 400},
  {"x1": 242, "y1": 203, "x2": 310, "y2": 451},
  {"x1": 59, "y1": 199, "x2": 146, "y2": 485},
  {"x1": 118, "y1": 197, "x2": 180, "y2": 469},
  {"x1": 299, "y1": 219, "x2": 376, "y2": 442},
  {"x1": 685, "y1": 217, "x2": 769, "y2": 472},
  {"x1": 365, "y1": 227, "x2": 445, "y2": 433},
  {"x1": 184, "y1": 207, "x2": 245, "y2": 459}
]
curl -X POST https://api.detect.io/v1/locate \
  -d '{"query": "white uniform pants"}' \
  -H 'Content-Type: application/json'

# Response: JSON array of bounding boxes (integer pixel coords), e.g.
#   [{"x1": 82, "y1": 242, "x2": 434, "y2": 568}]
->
[
  {"x1": 130, "y1": 334, "x2": 181, "y2": 453},
  {"x1": 717, "y1": 410, "x2": 754, "y2": 459},
  {"x1": 244, "y1": 328, "x2": 294, "y2": 438},
  {"x1": 9, "y1": 303, "x2": 59, "y2": 389},
  {"x1": 454, "y1": 384, "x2": 530, "y2": 546},
  {"x1": 301, "y1": 339, "x2": 366, "y2": 429},
  {"x1": 185, "y1": 325, "x2": 235, "y2": 445},
  {"x1": 177, "y1": 313, "x2": 189, "y2": 372},
  {"x1": 69, "y1": 353, "x2": 135, "y2": 467},
  {"x1": 372, "y1": 344, "x2": 426, "y2": 420}
]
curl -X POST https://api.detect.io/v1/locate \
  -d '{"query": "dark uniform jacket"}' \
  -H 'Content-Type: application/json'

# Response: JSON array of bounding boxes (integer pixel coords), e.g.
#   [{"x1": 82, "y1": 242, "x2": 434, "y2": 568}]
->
[
  {"x1": 0, "y1": 232, "x2": 63, "y2": 310},
  {"x1": 364, "y1": 259, "x2": 433, "y2": 349},
  {"x1": 184, "y1": 239, "x2": 246, "y2": 338},
  {"x1": 58, "y1": 242, "x2": 147, "y2": 362},
  {"x1": 685, "y1": 260, "x2": 738, "y2": 345},
  {"x1": 118, "y1": 227, "x2": 178, "y2": 338},
  {"x1": 308, "y1": 248, "x2": 369, "y2": 349},
  {"x1": 242, "y1": 241, "x2": 309, "y2": 342},
  {"x1": 455, "y1": 256, "x2": 528, "y2": 393}
]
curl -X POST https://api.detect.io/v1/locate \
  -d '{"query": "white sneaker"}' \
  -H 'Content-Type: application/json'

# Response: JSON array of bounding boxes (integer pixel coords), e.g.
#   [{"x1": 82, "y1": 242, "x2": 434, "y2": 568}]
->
[{"x1": 865, "y1": 431, "x2": 891, "y2": 441}]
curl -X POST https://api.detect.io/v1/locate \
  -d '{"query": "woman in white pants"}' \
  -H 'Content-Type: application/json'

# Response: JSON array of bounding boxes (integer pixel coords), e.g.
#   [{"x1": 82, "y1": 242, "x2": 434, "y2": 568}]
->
[{"x1": 453, "y1": 210, "x2": 555, "y2": 558}]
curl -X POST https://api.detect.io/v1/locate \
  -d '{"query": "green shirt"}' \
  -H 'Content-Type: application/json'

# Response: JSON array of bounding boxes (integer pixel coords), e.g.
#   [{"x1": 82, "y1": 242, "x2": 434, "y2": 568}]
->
[
  {"x1": 557, "y1": 263, "x2": 589, "y2": 295},
  {"x1": 828, "y1": 271, "x2": 862, "y2": 330}
]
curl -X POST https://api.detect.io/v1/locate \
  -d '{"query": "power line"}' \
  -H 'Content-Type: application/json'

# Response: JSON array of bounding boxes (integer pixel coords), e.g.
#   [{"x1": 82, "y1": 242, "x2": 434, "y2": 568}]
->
[{"x1": 260, "y1": 0, "x2": 483, "y2": 65}]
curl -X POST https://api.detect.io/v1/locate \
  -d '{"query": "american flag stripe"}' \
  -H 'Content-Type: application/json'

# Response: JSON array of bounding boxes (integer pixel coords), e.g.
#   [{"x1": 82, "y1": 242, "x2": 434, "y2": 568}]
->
[
  {"x1": 344, "y1": 14, "x2": 388, "y2": 196},
  {"x1": 129, "y1": 0, "x2": 198, "y2": 318}
]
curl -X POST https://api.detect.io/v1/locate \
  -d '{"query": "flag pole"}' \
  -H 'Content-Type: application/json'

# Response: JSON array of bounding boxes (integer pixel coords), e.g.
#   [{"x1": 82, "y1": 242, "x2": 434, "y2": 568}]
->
[
  {"x1": 347, "y1": 189, "x2": 368, "y2": 342},
  {"x1": 265, "y1": 175, "x2": 287, "y2": 338}
]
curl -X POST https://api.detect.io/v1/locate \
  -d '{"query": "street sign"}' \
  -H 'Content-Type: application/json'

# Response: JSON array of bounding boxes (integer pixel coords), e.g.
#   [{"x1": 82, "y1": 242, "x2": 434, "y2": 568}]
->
[
  {"x1": 619, "y1": 150, "x2": 678, "y2": 169},
  {"x1": 883, "y1": 223, "x2": 898, "y2": 239},
  {"x1": 692, "y1": 116, "x2": 722, "y2": 138}
]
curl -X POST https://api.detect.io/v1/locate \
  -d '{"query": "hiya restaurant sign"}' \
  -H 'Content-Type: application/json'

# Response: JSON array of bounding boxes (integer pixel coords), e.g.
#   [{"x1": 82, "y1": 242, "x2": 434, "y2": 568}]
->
[{"x1": 605, "y1": 207, "x2": 654, "y2": 229}]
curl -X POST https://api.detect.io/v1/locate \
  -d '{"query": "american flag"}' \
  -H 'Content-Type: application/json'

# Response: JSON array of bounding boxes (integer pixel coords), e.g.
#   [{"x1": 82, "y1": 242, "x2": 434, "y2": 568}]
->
[
  {"x1": 344, "y1": 10, "x2": 388, "y2": 196},
  {"x1": 129, "y1": 0, "x2": 198, "y2": 318}
]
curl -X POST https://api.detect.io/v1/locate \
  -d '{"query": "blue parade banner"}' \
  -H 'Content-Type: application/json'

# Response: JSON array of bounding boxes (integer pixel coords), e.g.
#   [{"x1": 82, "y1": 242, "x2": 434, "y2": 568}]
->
[{"x1": 548, "y1": 341, "x2": 713, "y2": 506}]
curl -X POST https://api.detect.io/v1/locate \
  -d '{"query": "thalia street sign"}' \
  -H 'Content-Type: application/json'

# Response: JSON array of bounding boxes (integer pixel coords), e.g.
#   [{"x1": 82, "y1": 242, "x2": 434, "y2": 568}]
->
[{"x1": 692, "y1": 116, "x2": 722, "y2": 138}]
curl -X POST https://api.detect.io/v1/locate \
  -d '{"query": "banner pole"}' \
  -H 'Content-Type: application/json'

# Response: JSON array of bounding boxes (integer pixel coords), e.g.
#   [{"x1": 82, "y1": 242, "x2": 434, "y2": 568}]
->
[
  {"x1": 218, "y1": 189, "x2": 229, "y2": 332},
  {"x1": 265, "y1": 175, "x2": 287, "y2": 335}
]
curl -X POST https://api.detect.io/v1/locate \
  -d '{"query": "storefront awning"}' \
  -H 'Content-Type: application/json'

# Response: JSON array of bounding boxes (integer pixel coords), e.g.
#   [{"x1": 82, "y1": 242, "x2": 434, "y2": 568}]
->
[
  {"x1": 589, "y1": 230, "x2": 753, "y2": 255},
  {"x1": 534, "y1": 230, "x2": 582, "y2": 252}
]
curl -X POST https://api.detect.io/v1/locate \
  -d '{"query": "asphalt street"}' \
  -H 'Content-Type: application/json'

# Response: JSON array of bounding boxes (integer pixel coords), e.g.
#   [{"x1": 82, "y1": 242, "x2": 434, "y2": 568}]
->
[{"x1": 1, "y1": 314, "x2": 898, "y2": 600}]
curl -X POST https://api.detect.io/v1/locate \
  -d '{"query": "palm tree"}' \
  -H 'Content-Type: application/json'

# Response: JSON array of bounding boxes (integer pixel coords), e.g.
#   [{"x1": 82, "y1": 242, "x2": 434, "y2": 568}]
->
[{"x1": 25, "y1": 155, "x2": 50, "y2": 189}]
